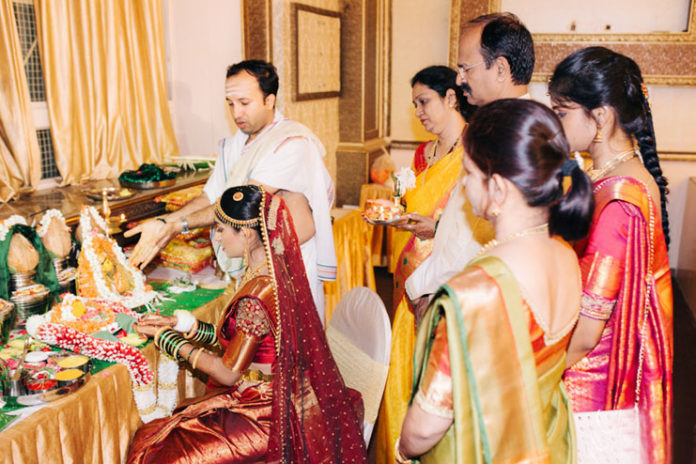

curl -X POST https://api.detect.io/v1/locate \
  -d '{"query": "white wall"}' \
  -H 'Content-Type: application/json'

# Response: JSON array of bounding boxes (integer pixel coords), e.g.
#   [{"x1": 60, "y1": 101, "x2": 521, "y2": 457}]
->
[
  {"x1": 390, "y1": 0, "x2": 451, "y2": 142},
  {"x1": 165, "y1": 0, "x2": 243, "y2": 156}
]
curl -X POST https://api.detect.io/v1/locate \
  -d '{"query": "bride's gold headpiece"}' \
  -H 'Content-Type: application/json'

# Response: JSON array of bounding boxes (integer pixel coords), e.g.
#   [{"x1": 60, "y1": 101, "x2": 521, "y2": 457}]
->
[{"x1": 214, "y1": 187, "x2": 263, "y2": 227}]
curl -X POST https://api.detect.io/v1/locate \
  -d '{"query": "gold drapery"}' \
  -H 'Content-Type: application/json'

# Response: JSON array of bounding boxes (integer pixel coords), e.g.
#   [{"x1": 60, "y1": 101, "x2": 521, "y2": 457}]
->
[
  {"x1": 0, "y1": 0, "x2": 41, "y2": 202},
  {"x1": 34, "y1": 0, "x2": 178, "y2": 184}
]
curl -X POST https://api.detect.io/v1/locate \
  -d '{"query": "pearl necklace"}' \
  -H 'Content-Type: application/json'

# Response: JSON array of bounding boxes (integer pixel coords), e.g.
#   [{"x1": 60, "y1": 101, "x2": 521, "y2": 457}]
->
[
  {"x1": 587, "y1": 147, "x2": 637, "y2": 182},
  {"x1": 477, "y1": 223, "x2": 549, "y2": 257}
]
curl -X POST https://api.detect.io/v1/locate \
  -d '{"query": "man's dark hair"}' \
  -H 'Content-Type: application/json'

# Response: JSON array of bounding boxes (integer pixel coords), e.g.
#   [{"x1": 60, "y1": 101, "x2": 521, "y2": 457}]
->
[
  {"x1": 226, "y1": 60, "x2": 279, "y2": 97},
  {"x1": 469, "y1": 12, "x2": 535, "y2": 85}
]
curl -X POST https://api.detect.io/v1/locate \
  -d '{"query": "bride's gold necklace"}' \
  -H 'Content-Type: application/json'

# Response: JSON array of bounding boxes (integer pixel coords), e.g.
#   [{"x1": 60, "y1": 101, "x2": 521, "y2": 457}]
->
[
  {"x1": 240, "y1": 260, "x2": 266, "y2": 286},
  {"x1": 587, "y1": 147, "x2": 637, "y2": 182},
  {"x1": 477, "y1": 223, "x2": 549, "y2": 257}
]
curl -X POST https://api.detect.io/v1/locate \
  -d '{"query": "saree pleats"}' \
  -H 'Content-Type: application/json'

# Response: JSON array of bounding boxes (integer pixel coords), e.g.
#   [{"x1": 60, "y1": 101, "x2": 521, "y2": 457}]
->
[
  {"x1": 376, "y1": 144, "x2": 462, "y2": 464},
  {"x1": 128, "y1": 383, "x2": 273, "y2": 464},
  {"x1": 412, "y1": 256, "x2": 575, "y2": 464}
]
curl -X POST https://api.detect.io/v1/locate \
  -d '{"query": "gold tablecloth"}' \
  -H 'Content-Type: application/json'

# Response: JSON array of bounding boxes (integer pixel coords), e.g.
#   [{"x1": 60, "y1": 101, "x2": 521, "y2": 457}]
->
[
  {"x1": 0, "y1": 285, "x2": 235, "y2": 464},
  {"x1": 324, "y1": 208, "x2": 376, "y2": 322}
]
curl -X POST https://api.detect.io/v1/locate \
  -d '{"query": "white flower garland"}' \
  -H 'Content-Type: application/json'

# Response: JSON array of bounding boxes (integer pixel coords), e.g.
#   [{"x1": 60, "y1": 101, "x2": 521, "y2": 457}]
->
[
  {"x1": 37, "y1": 209, "x2": 67, "y2": 238},
  {"x1": 79, "y1": 206, "x2": 108, "y2": 241},
  {"x1": 0, "y1": 215, "x2": 27, "y2": 241}
]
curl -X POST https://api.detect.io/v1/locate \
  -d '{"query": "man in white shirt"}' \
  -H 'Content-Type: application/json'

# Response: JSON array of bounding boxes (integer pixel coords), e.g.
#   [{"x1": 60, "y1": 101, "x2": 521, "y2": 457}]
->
[
  {"x1": 404, "y1": 12, "x2": 535, "y2": 312},
  {"x1": 126, "y1": 60, "x2": 336, "y2": 319}
]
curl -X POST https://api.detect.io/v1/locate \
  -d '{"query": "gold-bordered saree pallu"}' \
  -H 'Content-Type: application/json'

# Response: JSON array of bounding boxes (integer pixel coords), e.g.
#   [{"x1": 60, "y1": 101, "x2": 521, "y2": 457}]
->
[
  {"x1": 376, "y1": 143, "x2": 462, "y2": 464},
  {"x1": 564, "y1": 176, "x2": 673, "y2": 463},
  {"x1": 410, "y1": 256, "x2": 575, "y2": 464}
]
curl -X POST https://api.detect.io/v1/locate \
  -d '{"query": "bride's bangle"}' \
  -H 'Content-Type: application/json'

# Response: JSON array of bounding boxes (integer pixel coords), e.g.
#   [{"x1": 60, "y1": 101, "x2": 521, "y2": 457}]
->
[{"x1": 395, "y1": 438, "x2": 413, "y2": 464}]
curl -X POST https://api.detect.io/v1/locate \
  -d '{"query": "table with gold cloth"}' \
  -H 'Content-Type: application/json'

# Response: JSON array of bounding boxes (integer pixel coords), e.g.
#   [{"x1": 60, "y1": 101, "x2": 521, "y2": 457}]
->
[
  {"x1": 324, "y1": 208, "x2": 377, "y2": 322},
  {"x1": 0, "y1": 285, "x2": 235, "y2": 464}
]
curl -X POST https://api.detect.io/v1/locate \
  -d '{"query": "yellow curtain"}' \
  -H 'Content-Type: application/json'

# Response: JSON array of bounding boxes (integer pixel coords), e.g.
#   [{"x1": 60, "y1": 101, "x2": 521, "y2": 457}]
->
[
  {"x1": 35, "y1": 0, "x2": 178, "y2": 184},
  {"x1": 0, "y1": 0, "x2": 42, "y2": 202}
]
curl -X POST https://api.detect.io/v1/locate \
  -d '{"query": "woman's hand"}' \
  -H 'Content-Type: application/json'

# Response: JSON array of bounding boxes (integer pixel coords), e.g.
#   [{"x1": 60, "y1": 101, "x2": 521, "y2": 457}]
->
[
  {"x1": 392, "y1": 213, "x2": 437, "y2": 240},
  {"x1": 132, "y1": 323, "x2": 162, "y2": 338},
  {"x1": 138, "y1": 314, "x2": 177, "y2": 327}
]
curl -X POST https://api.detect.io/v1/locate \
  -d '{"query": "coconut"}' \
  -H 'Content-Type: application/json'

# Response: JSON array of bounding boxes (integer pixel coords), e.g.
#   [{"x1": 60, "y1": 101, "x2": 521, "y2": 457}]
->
[
  {"x1": 8, "y1": 233, "x2": 39, "y2": 273},
  {"x1": 41, "y1": 216, "x2": 71, "y2": 258}
]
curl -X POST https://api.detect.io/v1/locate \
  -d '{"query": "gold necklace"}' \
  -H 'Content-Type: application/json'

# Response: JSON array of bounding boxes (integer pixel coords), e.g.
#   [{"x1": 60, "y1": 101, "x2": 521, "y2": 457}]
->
[
  {"x1": 427, "y1": 137, "x2": 458, "y2": 167},
  {"x1": 587, "y1": 148, "x2": 637, "y2": 182},
  {"x1": 240, "y1": 260, "x2": 266, "y2": 287},
  {"x1": 477, "y1": 223, "x2": 549, "y2": 257}
]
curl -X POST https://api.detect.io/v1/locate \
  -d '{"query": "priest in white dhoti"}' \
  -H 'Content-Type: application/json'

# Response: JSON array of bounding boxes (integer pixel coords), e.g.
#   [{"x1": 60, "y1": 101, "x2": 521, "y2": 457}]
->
[{"x1": 126, "y1": 60, "x2": 336, "y2": 320}]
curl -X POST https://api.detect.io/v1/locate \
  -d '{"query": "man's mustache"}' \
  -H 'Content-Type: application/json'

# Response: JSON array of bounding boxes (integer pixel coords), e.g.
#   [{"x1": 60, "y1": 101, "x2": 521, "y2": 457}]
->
[{"x1": 459, "y1": 82, "x2": 472, "y2": 94}]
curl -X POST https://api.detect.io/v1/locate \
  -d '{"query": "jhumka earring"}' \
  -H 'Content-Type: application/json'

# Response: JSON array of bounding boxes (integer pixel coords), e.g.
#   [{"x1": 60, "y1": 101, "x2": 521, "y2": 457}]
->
[
  {"x1": 593, "y1": 128, "x2": 603, "y2": 143},
  {"x1": 490, "y1": 207, "x2": 501, "y2": 218},
  {"x1": 243, "y1": 247, "x2": 249, "y2": 269}
]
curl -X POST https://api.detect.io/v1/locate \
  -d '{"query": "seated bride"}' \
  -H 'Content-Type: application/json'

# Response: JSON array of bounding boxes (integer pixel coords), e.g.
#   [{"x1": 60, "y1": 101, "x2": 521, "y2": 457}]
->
[{"x1": 126, "y1": 185, "x2": 367, "y2": 463}]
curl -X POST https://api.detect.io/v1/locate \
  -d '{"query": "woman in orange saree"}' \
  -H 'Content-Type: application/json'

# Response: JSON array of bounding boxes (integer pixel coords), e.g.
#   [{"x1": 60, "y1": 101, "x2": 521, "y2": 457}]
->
[
  {"x1": 377, "y1": 66, "x2": 471, "y2": 463},
  {"x1": 550, "y1": 47, "x2": 673, "y2": 462},
  {"x1": 396, "y1": 100, "x2": 594, "y2": 463},
  {"x1": 127, "y1": 185, "x2": 367, "y2": 463}
]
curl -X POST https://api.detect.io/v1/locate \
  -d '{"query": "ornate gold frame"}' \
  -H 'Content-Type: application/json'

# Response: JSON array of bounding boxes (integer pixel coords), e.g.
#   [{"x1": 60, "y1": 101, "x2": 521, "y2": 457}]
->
[{"x1": 449, "y1": 0, "x2": 696, "y2": 86}]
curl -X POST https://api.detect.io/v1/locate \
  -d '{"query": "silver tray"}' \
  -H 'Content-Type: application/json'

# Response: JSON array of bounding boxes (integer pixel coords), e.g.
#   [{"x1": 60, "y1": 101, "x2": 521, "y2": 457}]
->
[{"x1": 119, "y1": 178, "x2": 176, "y2": 190}]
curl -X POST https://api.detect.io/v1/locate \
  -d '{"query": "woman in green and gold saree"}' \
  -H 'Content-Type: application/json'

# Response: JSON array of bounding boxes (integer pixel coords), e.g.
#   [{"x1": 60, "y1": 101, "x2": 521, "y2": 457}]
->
[{"x1": 396, "y1": 100, "x2": 594, "y2": 463}]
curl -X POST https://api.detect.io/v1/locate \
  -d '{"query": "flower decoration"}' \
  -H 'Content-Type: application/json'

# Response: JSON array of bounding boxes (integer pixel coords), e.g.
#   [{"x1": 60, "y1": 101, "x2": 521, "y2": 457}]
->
[
  {"x1": 0, "y1": 215, "x2": 27, "y2": 242},
  {"x1": 37, "y1": 209, "x2": 68, "y2": 238},
  {"x1": 391, "y1": 167, "x2": 416, "y2": 197}
]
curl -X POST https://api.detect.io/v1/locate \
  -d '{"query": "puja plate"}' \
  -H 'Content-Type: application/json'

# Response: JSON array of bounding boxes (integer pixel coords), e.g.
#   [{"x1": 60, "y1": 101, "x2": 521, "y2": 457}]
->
[
  {"x1": 14, "y1": 371, "x2": 90, "y2": 405},
  {"x1": 119, "y1": 178, "x2": 176, "y2": 190},
  {"x1": 85, "y1": 187, "x2": 135, "y2": 202},
  {"x1": 362, "y1": 214, "x2": 408, "y2": 226}
]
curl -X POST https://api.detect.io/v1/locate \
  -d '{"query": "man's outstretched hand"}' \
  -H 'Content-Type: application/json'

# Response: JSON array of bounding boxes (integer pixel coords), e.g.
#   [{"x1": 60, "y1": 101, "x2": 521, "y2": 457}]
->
[{"x1": 124, "y1": 218, "x2": 179, "y2": 269}]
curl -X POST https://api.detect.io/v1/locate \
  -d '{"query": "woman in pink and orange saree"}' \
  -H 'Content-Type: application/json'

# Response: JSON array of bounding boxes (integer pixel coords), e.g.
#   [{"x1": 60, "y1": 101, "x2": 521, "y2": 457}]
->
[
  {"x1": 396, "y1": 99, "x2": 594, "y2": 463},
  {"x1": 127, "y1": 185, "x2": 366, "y2": 463},
  {"x1": 550, "y1": 47, "x2": 673, "y2": 463}
]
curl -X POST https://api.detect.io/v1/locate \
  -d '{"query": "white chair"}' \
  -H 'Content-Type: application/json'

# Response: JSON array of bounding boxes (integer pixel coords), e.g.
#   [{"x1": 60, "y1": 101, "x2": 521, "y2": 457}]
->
[{"x1": 326, "y1": 286, "x2": 392, "y2": 447}]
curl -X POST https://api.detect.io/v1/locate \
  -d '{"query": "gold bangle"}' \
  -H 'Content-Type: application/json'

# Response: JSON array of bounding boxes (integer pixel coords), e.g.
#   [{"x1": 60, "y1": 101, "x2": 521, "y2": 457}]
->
[
  {"x1": 153, "y1": 326, "x2": 169, "y2": 349},
  {"x1": 184, "y1": 319, "x2": 199, "y2": 339},
  {"x1": 394, "y1": 438, "x2": 413, "y2": 464},
  {"x1": 191, "y1": 348, "x2": 204, "y2": 370}
]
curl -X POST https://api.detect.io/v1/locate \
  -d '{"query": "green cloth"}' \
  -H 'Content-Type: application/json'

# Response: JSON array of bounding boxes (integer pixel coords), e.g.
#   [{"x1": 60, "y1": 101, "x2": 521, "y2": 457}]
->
[{"x1": 118, "y1": 163, "x2": 176, "y2": 183}]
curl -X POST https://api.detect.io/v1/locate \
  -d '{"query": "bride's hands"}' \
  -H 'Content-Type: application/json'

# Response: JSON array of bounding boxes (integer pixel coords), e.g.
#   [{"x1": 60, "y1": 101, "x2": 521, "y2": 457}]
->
[
  {"x1": 132, "y1": 314, "x2": 177, "y2": 338},
  {"x1": 139, "y1": 314, "x2": 177, "y2": 327}
]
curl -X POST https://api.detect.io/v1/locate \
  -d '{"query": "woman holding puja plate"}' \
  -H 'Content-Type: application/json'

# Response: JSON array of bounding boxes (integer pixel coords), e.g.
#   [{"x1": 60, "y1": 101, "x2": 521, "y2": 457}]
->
[
  {"x1": 127, "y1": 185, "x2": 367, "y2": 463},
  {"x1": 376, "y1": 65, "x2": 473, "y2": 464}
]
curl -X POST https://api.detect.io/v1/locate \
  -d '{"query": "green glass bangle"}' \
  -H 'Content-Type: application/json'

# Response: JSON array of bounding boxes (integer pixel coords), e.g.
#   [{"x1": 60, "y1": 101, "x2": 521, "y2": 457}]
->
[{"x1": 186, "y1": 347, "x2": 198, "y2": 363}]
